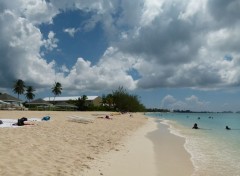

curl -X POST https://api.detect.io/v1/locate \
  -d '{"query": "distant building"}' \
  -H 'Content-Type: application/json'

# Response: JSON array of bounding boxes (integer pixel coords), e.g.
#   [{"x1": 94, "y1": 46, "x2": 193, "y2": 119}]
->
[
  {"x1": 0, "y1": 93, "x2": 21, "y2": 103},
  {"x1": 43, "y1": 96, "x2": 102, "y2": 107},
  {"x1": 26, "y1": 98, "x2": 52, "y2": 106},
  {"x1": 26, "y1": 98, "x2": 53, "y2": 110},
  {"x1": 0, "y1": 93, "x2": 26, "y2": 110}
]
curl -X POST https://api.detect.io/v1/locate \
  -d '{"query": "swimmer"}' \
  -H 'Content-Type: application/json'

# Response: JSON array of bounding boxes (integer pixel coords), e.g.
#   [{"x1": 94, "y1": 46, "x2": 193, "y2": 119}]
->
[
  {"x1": 192, "y1": 123, "x2": 199, "y2": 129},
  {"x1": 226, "y1": 126, "x2": 231, "y2": 130}
]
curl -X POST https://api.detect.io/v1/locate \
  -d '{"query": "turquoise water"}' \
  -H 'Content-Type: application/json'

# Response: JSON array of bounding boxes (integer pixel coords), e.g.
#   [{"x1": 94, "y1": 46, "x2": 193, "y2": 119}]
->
[{"x1": 147, "y1": 113, "x2": 240, "y2": 176}]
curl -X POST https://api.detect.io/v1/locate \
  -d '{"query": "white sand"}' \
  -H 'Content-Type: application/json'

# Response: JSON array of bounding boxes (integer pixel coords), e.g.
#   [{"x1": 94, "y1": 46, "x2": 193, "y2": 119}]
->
[
  {"x1": 82, "y1": 117, "x2": 194, "y2": 176},
  {"x1": 82, "y1": 118, "x2": 159, "y2": 176},
  {"x1": 0, "y1": 111, "x2": 146, "y2": 176},
  {"x1": 0, "y1": 111, "x2": 194, "y2": 176}
]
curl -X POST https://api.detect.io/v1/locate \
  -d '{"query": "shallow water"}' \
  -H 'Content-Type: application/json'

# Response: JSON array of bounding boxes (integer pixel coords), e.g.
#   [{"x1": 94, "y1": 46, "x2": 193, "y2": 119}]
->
[{"x1": 147, "y1": 112, "x2": 240, "y2": 176}]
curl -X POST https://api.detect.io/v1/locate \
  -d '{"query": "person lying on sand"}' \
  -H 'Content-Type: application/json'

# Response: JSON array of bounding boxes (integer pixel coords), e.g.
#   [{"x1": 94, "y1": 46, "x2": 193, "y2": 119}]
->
[
  {"x1": 97, "y1": 115, "x2": 113, "y2": 120},
  {"x1": 105, "y1": 115, "x2": 112, "y2": 119},
  {"x1": 13, "y1": 117, "x2": 35, "y2": 126}
]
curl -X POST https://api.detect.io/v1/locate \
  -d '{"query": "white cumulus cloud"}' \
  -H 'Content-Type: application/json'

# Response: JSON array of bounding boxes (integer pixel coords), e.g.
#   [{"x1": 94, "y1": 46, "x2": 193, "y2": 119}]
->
[
  {"x1": 63, "y1": 28, "x2": 79, "y2": 37},
  {"x1": 1, "y1": 0, "x2": 240, "y2": 97}
]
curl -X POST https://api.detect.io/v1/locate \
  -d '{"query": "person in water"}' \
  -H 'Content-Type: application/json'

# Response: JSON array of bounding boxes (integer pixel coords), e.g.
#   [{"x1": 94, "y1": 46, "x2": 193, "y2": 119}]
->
[
  {"x1": 226, "y1": 126, "x2": 231, "y2": 130},
  {"x1": 192, "y1": 123, "x2": 199, "y2": 129}
]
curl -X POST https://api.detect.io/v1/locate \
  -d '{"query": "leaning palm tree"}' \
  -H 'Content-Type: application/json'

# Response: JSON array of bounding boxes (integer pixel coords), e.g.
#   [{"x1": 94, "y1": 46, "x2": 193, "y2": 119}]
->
[
  {"x1": 13, "y1": 79, "x2": 26, "y2": 99},
  {"x1": 51, "y1": 82, "x2": 62, "y2": 103},
  {"x1": 25, "y1": 86, "x2": 35, "y2": 102}
]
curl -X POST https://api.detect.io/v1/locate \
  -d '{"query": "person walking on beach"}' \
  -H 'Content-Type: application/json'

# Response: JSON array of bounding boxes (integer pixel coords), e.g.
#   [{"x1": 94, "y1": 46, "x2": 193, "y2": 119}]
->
[{"x1": 192, "y1": 123, "x2": 199, "y2": 129}]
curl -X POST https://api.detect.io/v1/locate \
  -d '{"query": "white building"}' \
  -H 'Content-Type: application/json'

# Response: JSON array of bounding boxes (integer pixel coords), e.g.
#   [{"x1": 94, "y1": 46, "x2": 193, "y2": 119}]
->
[{"x1": 43, "y1": 96, "x2": 102, "y2": 106}]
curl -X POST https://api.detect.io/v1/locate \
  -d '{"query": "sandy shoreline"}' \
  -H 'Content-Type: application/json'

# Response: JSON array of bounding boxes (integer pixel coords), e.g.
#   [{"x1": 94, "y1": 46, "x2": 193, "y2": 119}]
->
[
  {"x1": 147, "y1": 120, "x2": 194, "y2": 176},
  {"x1": 0, "y1": 111, "x2": 194, "y2": 176},
  {"x1": 83, "y1": 116, "x2": 194, "y2": 176},
  {"x1": 82, "y1": 117, "x2": 159, "y2": 176}
]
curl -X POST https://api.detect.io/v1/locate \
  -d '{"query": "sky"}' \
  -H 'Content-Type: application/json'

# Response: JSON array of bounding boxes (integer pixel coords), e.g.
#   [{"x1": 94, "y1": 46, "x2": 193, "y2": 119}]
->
[{"x1": 1, "y1": 0, "x2": 240, "y2": 112}]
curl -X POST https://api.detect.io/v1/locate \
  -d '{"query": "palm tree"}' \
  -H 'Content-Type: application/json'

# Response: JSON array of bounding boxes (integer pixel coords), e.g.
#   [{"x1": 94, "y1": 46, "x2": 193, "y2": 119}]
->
[
  {"x1": 13, "y1": 79, "x2": 26, "y2": 99},
  {"x1": 51, "y1": 82, "x2": 62, "y2": 103},
  {"x1": 25, "y1": 86, "x2": 35, "y2": 102}
]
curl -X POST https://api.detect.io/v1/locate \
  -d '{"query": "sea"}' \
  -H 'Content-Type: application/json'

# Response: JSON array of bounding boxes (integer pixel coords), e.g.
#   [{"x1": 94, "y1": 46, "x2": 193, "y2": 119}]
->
[{"x1": 147, "y1": 112, "x2": 240, "y2": 176}]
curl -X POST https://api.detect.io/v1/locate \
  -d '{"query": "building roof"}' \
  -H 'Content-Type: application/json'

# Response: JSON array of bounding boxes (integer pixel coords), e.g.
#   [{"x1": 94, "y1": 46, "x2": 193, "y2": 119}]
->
[
  {"x1": 0, "y1": 93, "x2": 21, "y2": 102},
  {"x1": 43, "y1": 96, "x2": 99, "y2": 101},
  {"x1": 55, "y1": 102, "x2": 77, "y2": 108},
  {"x1": 27, "y1": 98, "x2": 52, "y2": 105}
]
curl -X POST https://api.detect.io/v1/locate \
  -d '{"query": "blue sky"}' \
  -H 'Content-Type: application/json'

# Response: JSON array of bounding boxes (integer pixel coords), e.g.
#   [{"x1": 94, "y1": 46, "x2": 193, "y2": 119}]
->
[
  {"x1": 40, "y1": 10, "x2": 108, "y2": 66},
  {"x1": 1, "y1": 0, "x2": 240, "y2": 112}
]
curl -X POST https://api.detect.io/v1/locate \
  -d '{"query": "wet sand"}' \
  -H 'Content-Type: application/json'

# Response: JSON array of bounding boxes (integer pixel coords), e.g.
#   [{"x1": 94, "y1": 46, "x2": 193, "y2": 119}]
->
[{"x1": 147, "y1": 121, "x2": 194, "y2": 176}]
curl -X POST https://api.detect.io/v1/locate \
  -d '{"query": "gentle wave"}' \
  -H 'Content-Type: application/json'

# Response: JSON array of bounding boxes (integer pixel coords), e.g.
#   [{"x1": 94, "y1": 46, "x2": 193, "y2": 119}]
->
[
  {"x1": 148, "y1": 113, "x2": 240, "y2": 176},
  {"x1": 157, "y1": 118, "x2": 198, "y2": 174}
]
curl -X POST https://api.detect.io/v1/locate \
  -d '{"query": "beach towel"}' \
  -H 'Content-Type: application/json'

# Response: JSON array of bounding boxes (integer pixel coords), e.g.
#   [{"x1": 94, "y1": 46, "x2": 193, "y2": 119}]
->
[
  {"x1": 28, "y1": 118, "x2": 42, "y2": 122},
  {"x1": 27, "y1": 117, "x2": 51, "y2": 122},
  {"x1": 0, "y1": 119, "x2": 19, "y2": 128},
  {"x1": 0, "y1": 117, "x2": 49, "y2": 128}
]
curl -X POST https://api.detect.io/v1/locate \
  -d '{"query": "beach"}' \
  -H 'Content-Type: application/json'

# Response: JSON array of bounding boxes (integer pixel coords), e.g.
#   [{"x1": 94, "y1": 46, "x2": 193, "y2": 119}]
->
[
  {"x1": 0, "y1": 111, "x2": 194, "y2": 176},
  {"x1": 83, "y1": 117, "x2": 194, "y2": 176}
]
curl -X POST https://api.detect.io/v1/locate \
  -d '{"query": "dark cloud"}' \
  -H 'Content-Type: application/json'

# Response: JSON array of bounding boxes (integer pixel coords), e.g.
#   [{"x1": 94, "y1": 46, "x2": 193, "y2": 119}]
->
[
  {"x1": 114, "y1": 0, "x2": 240, "y2": 90},
  {"x1": 118, "y1": 2, "x2": 202, "y2": 66},
  {"x1": 207, "y1": 0, "x2": 240, "y2": 26}
]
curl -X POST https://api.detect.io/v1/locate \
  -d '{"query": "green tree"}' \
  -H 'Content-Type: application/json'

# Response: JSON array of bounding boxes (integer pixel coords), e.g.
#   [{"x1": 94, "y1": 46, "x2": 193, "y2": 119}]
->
[
  {"x1": 51, "y1": 82, "x2": 62, "y2": 102},
  {"x1": 111, "y1": 86, "x2": 145, "y2": 112},
  {"x1": 76, "y1": 95, "x2": 88, "y2": 111},
  {"x1": 25, "y1": 86, "x2": 35, "y2": 102},
  {"x1": 101, "y1": 94, "x2": 114, "y2": 110},
  {"x1": 112, "y1": 86, "x2": 129, "y2": 111},
  {"x1": 105, "y1": 94, "x2": 114, "y2": 108},
  {"x1": 13, "y1": 79, "x2": 26, "y2": 99}
]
